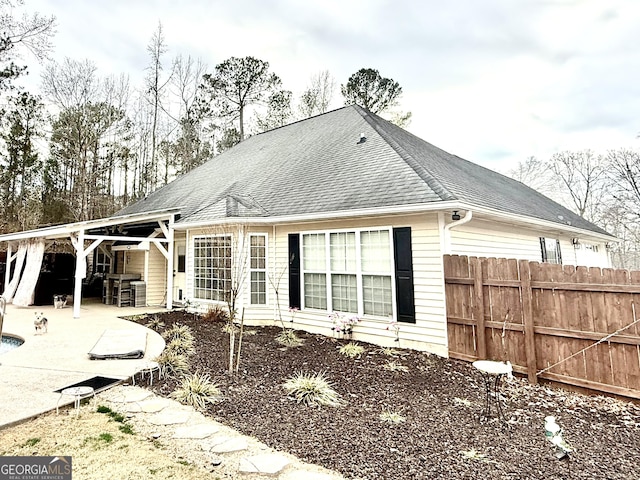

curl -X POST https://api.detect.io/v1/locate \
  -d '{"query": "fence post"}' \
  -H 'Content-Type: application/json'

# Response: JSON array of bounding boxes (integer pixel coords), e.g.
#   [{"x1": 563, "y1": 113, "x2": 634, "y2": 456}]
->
[
  {"x1": 519, "y1": 259, "x2": 538, "y2": 384},
  {"x1": 472, "y1": 257, "x2": 487, "y2": 360}
]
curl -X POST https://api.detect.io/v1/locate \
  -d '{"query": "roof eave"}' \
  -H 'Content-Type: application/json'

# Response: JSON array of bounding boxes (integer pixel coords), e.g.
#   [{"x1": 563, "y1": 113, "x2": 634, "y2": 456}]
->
[
  {"x1": 0, "y1": 208, "x2": 181, "y2": 243},
  {"x1": 173, "y1": 202, "x2": 616, "y2": 242}
]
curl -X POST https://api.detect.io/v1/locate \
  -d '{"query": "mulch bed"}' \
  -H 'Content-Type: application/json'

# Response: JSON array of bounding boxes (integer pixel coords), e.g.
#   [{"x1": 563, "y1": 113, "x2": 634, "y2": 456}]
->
[{"x1": 136, "y1": 311, "x2": 640, "y2": 479}]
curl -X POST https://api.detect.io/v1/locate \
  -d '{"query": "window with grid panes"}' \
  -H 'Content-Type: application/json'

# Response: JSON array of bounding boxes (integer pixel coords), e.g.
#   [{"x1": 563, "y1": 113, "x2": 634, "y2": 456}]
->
[
  {"x1": 301, "y1": 229, "x2": 393, "y2": 317},
  {"x1": 249, "y1": 234, "x2": 267, "y2": 305},
  {"x1": 193, "y1": 236, "x2": 231, "y2": 301}
]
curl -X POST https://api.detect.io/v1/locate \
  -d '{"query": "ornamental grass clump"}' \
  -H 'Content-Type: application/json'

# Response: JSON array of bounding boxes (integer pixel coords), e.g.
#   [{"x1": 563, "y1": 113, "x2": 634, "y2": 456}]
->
[
  {"x1": 283, "y1": 372, "x2": 343, "y2": 407},
  {"x1": 339, "y1": 342, "x2": 365, "y2": 358},
  {"x1": 379, "y1": 409, "x2": 406, "y2": 424},
  {"x1": 170, "y1": 372, "x2": 221, "y2": 411},
  {"x1": 154, "y1": 350, "x2": 190, "y2": 378},
  {"x1": 146, "y1": 314, "x2": 165, "y2": 331},
  {"x1": 275, "y1": 328, "x2": 304, "y2": 347},
  {"x1": 166, "y1": 337, "x2": 196, "y2": 357},
  {"x1": 383, "y1": 360, "x2": 409, "y2": 373},
  {"x1": 162, "y1": 323, "x2": 195, "y2": 344}
]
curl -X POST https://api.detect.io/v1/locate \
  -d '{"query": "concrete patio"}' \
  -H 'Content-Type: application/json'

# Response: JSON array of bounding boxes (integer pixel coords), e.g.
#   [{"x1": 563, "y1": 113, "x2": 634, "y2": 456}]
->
[{"x1": 0, "y1": 299, "x2": 166, "y2": 427}]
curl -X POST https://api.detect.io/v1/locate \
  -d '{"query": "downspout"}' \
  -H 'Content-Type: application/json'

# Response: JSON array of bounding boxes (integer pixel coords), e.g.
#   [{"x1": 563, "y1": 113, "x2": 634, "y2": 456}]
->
[{"x1": 443, "y1": 210, "x2": 473, "y2": 254}]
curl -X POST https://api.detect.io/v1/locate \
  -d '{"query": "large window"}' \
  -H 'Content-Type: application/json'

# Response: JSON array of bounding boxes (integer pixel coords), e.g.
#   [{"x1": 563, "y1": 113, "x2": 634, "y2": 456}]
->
[
  {"x1": 249, "y1": 234, "x2": 267, "y2": 305},
  {"x1": 193, "y1": 236, "x2": 231, "y2": 301},
  {"x1": 301, "y1": 229, "x2": 393, "y2": 317},
  {"x1": 540, "y1": 237, "x2": 562, "y2": 264}
]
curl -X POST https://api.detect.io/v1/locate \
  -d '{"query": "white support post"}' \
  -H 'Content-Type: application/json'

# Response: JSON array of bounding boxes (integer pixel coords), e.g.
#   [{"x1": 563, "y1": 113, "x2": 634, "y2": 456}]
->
[
  {"x1": 4, "y1": 243, "x2": 12, "y2": 293},
  {"x1": 166, "y1": 216, "x2": 174, "y2": 310},
  {"x1": 71, "y1": 230, "x2": 86, "y2": 318}
]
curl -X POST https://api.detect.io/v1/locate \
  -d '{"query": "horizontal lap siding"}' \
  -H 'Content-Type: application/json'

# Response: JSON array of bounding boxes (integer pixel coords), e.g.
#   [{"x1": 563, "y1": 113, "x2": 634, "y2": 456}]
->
[
  {"x1": 449, "y1": 221, "x2": 609, "y2": 268},
  {"x1": 147, "y1": 246, "x2": 167, "y2": 306}
]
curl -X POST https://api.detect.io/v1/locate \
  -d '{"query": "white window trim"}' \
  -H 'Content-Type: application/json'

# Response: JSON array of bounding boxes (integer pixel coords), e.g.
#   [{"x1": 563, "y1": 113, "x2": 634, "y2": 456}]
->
[
  {"x1": 192, "y1": 233, "x2": 232, "y2": 304},
  {"x1": 248, "y1": 233, "x2": 268, "y2": 306},
  {"x1": 300, "y1": 226, "x2": 396, "y2": 320}
]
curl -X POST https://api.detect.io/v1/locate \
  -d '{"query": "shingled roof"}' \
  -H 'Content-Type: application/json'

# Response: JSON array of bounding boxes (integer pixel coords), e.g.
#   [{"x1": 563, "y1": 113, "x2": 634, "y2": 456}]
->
[{"x1": 119, "y1": 105, "x2": 609, "y2": 236}]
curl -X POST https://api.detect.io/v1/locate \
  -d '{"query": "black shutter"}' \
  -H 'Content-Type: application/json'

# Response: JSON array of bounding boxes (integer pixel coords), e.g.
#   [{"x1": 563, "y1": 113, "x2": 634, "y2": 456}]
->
[
  {"x1": 393, "y1": 227, "x2": 415, "y2": 324},
  {"x1": 288, "y1": 234, "x2": 301, "y2": 309},
  {"x1": 539, "y1": 237, "x2": 547, "y2": 262}
]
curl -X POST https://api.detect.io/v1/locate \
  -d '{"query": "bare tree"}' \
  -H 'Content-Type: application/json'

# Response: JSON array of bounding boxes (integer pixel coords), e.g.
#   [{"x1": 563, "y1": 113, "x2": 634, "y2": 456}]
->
[
  {"x1": 298, "y1": 70, "x2": 335, "y2": 118},
  {"x1": 0, "y1": 0, "x2": 55, "y2": 90},
  {"x1": 144, "y1": 22, "x2": 171, "y2": 191},
  {"x1": 547, "y1": 150, "x2": 607, "y2": 222}
]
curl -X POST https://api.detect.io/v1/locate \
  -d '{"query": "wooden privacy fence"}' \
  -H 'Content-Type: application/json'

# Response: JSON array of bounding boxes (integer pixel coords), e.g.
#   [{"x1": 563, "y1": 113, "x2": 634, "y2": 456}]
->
[{"x1": 444, "y1": 255, "x2": 640, "y2": 399}]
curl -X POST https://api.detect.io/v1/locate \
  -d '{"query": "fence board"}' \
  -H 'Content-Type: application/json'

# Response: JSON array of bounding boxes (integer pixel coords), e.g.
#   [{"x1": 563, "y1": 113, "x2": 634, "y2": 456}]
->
[{"x1": 444, "y1": 255, "x2": 640, "y2": 400}]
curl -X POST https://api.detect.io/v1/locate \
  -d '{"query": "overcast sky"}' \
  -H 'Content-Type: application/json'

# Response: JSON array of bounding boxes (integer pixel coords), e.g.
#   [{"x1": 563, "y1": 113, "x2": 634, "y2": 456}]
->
[{"x1": 18, "y1": 0, "x2": 640, "y2": 172}]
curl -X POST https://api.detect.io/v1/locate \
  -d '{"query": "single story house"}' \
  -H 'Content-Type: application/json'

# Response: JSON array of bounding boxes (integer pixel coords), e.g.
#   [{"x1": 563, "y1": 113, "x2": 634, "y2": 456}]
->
[{"x1": 0, "y1": 105, "x2": 615, "y2": 356}]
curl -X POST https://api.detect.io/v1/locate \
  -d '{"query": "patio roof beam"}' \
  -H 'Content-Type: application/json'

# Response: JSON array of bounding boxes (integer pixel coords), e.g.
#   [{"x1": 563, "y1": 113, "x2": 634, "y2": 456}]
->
[{"x1": 83, "y1": 234, "x2": 170, "y2": 243}]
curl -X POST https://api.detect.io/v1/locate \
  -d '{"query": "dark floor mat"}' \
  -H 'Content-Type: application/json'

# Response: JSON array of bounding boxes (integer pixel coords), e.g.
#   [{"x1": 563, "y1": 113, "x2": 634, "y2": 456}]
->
[{"x1": 54, "y1": 376, "x2": 122, "y2": 393}]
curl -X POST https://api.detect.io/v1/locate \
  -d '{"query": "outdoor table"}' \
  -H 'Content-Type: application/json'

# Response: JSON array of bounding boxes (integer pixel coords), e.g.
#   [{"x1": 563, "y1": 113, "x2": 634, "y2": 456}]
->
[
  {"x1": 133, "y1": 361, "x2": 161, "y2": 386},
  {"x1": 472, "y1": 360, "x2": 512, "y2": 422},
  {"x1": 56, "y1": 386, "x2": 96, "y2": 416}
]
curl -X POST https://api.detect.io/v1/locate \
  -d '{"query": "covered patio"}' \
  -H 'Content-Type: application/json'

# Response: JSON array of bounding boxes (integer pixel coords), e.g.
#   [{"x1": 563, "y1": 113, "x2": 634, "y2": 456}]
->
[
  {"x1": 0, "y1": 208, "x2": 180, "y2": 319},
  {"x1": 0, "y1": 300, "x2": 165, "y2": 427}
]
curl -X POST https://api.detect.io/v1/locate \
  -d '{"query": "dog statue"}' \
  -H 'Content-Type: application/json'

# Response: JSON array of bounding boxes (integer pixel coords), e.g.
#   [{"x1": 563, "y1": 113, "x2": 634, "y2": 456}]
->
[
  {"x1": 34, "y1": 312, "x2": 48, "y2": 334},
  {"x1": 53, "y1": 294, "x2": 68, "y2": 309}
]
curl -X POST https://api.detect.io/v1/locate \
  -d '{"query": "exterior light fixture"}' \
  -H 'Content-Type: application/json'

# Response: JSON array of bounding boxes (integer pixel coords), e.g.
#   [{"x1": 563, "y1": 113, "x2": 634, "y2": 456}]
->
[{"x1": 452, "y1": 211, "x2": 461, "y2": 221}]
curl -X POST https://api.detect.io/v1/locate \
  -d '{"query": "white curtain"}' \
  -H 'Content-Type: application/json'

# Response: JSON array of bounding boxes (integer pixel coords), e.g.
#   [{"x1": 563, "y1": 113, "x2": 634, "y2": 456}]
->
[
  {"x1": 13, "y1": 240, "x2": 45, "y2": 307},
  {"x1": 3, "y1": 242, "x2": 27, "y2": 302}
]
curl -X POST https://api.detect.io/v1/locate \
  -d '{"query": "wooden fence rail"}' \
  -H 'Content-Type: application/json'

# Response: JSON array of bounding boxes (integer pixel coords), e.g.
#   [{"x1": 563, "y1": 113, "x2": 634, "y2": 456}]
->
[{"x1": 444, "y1": 255, "x2": 640, "y2": 399}]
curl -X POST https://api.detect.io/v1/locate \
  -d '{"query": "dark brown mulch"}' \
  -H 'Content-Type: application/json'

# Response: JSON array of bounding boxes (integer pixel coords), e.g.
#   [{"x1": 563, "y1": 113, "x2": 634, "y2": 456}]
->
[{"x1": 136, "y1": 311, "x2": 640, "y2": 480}]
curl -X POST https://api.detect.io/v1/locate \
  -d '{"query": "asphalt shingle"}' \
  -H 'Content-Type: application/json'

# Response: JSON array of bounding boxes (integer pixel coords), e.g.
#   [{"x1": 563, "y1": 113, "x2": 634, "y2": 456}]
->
[{"x1": 118, "y1": 105, "x2": 608, "y2": 235}]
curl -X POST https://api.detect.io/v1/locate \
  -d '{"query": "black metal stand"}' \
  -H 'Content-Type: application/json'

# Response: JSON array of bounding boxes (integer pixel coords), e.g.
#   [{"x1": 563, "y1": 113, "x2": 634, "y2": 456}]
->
[{"x1": 479, "y1": 372, "x2": 507, "y2": 422}]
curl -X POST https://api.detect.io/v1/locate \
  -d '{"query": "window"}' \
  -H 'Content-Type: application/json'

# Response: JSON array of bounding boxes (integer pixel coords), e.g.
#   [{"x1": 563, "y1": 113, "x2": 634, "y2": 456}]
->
[
  {"x1": 177, "y1": 245, "x2": 186, "y2": 273},
  {"x1": 193, "y1": 236, "x2": 231, "y2": 301},
  {"x1": 94, "y1": 251, "x2": 111, "y2": 274},
  {"x1": 540, "y1": 237, "x2": 562, "y2": 264},
  {"x1": 301, "y1": 229, "x2": 393, "y2": 317},
  {"x1": 249, "y1": 234, "x2": 267, "y2": 305}
]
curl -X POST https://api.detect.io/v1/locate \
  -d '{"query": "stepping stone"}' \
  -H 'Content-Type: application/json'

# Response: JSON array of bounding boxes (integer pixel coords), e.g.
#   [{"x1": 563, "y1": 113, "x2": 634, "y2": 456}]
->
[
  {"x1": 173, "y1": 423, "x2": 219, "y2": 439},
  {"x1": 112, "y1": 388, "x2": 153, "y2": 403},
  {"x1": 280, "y1": 470, "x2": 340, "y2": 480},
  {"x1": 147, "y1": 409, "x2": 191, "y2": 425},
  {"x1": 121, "y1": 403, "x2": 142, "y2": 413},
  {"x1": 139, "y1": 399, "x2": 170, "y2": 413},
  {"x1": 203, "y1": 436, "x2": 248, "y2": 453},
  {"x1": 239, "y1": 453, "x2": 290, "y2": 475}
]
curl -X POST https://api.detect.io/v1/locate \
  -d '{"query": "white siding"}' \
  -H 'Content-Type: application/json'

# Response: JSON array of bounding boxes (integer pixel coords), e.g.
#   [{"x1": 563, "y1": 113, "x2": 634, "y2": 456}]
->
[
  {"x1": 449, "y1": 220, "x2": 610, "y2": 268},
  {"x1": 147, "y1": 245, "x2": 167, "y2": 306}
]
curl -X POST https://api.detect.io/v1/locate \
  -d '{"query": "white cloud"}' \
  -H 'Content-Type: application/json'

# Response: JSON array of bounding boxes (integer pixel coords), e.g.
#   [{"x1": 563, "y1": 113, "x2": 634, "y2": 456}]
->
[{"x1": 16, "y1": 0, "x2": 640, "y2": 172}]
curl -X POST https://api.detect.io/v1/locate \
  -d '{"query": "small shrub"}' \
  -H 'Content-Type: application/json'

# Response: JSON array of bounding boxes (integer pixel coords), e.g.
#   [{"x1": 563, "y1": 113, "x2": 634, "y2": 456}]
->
[
  {"x1": 202, "y1": 304, "x2": 229, "y2": 323},
  {"x1": 221, "y1": 322, "x2": 239, "y2": 335},
  {"x1": 146, "y1": 315, "x2": 165, "y2": 331},
  {"x1": 22, "y1": 438, "x2": 40, "y2": 447},
  {"x1": 170, "y1": 372, "x2": 221, "y2": 411},
  {"x1": 283, "y1": 372, "x2": 343, "y2": 407},
  {"x1": 275, "y1": 329, "x2": 303, "y2": 347},
  {"x1": 339, "y1": 342, "x2": 365, "y2": 358},
  {"x1": 162, "y1": 323, "x2": 195, "y2": 344},
  {"x1": 96, "y1": 405, "x2": 112, "y2": 414},
  {"x1": 166, "y1": 337, "x2": 196, "y2": 357},
  {"x1": 119, "y1": 424, "x2": 134, "y2": 435},
  {"x1": 154, "y1": 350, "x2": 190, "y2": 377},
  {"x1": 379, "y1": 410, "x2": 406, "y2": 424},
  {"x1": 383, "y1": 360, "x2": 409, "y2": 373}
]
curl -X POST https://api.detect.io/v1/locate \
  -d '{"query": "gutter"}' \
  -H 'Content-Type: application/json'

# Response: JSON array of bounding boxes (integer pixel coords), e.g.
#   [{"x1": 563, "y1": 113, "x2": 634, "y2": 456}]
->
[{"x1": 443, "y1": 210, "x2": 473, "y2": 254}]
